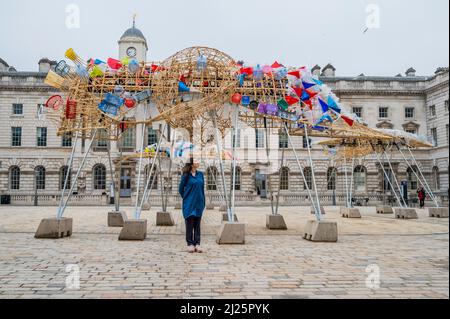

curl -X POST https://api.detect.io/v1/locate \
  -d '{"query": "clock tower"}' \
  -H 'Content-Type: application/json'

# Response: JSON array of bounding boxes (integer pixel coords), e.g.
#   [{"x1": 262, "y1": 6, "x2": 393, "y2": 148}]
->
[{"x1": 118, "y1": 18, "x2": 148, "y2": 62}]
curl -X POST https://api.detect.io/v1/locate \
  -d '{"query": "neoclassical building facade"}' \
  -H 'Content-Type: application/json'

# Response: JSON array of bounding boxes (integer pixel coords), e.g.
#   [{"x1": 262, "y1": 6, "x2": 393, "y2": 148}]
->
[{"x1": 0, "y1": 25, "x2": 448, "y2": 207}]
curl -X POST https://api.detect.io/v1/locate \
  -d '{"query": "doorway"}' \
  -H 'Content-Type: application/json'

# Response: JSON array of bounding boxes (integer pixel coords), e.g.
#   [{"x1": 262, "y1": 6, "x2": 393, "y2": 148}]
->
[
  {"x1": 255, "y1": 169, "x2": 267, "y2": 198},
  {"x1": 120, "y1": 168, "x2": 132, "y2": 197}
]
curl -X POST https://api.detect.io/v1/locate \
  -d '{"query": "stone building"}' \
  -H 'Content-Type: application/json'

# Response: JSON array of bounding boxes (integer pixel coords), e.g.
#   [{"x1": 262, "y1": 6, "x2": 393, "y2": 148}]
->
[{"x1": 0, "y1": 24, "x2": 448, "y2": 207}]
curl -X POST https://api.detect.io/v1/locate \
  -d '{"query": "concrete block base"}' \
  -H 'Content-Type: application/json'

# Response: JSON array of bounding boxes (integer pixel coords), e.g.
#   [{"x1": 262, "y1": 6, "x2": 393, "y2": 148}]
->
[
  {"x1": 142, "y1": 203, "x2": 151, "y2": 211},
  {"x1": 266, "y1": 214, "x2": 288, "y2": 230},
  {"x1": 35, "y1": 218, "x2": 73, "y2": 239},
  {"x1": 341, "y1": 207, "x2": 362, "y2": 219},
  {"x1": 310, "y1": 206, "x2": 326, "y2": 215},
  {"x1": 118, "y1": 219, "x2": 147, "y2": 241},
  {"x1": 216, "y1": 222, "x2": 246, "y2": 245},
  {"x1": 219, "y1": 204, "x2": 228, "y2": 212},
  {"x1": 174, "y1": 203, "x2": 182, "y2": 210},
  {"x1": 428, "y1": 207, "x2": 449, "y2": 218},
  {"x1": 206, "y1": 203, "x2": 215, "y2": 210},
  {"x1": 303, "y1": 220, "x2": 338, "y2": 242},
  {"x1": 376, "y1": 206, "x2": 393, "y2": 214},
  {"x1": 156, "y1": 211, "x2": 175, "y2": 226},
  {"x1": 108, "y1": 211, "x2": 127, "y2": 227},
  {"x1": 222, "y1": 213, "x2": 239, "y2": 222},
  {"x1": 394, "y1": 208, "x2": 418, "y2": 219}
]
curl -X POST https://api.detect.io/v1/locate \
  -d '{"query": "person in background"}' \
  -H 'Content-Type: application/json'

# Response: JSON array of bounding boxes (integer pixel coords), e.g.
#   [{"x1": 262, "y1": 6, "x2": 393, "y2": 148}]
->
[
  {"x1": 179, "y1": 158, "x2": 206, "y2": 253},
  {"x1": 417, "y1": 187, "x2": 426, "y2": 208}
]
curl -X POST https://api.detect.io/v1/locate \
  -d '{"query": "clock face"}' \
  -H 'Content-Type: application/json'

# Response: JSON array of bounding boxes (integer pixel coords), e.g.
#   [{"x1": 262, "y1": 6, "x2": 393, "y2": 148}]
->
[{"x1": 126, "y1": 47, "x2": 137, "y2": 58}]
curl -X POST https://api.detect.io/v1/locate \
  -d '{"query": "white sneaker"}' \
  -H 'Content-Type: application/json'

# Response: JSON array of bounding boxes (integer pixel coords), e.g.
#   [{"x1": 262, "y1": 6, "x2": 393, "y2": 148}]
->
[
  {"x1": 187, "y1": 245, "x2": 196, "y2": 253},
  {"x1": 195, "y1": 245, "x2": 205, "y2": 253}
]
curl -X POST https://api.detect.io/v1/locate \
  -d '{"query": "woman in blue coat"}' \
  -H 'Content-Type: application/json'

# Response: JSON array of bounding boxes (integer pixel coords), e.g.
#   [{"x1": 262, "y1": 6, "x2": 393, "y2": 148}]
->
[{"x1": 178, "y1": 158, "x2": 206, "y2": 253}]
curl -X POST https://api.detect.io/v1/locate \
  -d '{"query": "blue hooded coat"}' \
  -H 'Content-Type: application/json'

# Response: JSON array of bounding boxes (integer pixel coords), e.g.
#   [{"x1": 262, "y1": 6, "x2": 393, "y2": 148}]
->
[{"x1": 178, "y1": 171, "x2": 205, "y2": 219}]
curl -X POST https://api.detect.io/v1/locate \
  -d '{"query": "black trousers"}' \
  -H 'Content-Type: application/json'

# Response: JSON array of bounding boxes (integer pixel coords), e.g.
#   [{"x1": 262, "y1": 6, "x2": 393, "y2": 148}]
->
[
  {"x1": 185, "y1": 216, "x2": 202, "y2": 246},
  {"x1": 419, "y1": 199, "x2": 425, "y2": 208}
]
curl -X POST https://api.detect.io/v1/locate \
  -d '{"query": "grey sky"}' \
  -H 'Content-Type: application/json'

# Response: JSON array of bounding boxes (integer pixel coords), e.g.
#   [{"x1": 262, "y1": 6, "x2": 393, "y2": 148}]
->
[{"x1": 0, "y1": 0, "x2": 448, "y2": 76}]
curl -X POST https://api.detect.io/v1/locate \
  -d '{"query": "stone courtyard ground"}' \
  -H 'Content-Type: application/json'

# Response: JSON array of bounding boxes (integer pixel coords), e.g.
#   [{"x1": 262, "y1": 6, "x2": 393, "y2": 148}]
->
[{"x1": 0, "y1": 206, "x2": 448, "y2": 299}]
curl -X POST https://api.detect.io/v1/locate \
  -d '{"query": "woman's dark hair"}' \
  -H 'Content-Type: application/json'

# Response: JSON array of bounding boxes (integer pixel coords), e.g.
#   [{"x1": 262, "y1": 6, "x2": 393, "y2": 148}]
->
[{"x1": 182, "y1": 158, "x2": 194, "y2": 175}]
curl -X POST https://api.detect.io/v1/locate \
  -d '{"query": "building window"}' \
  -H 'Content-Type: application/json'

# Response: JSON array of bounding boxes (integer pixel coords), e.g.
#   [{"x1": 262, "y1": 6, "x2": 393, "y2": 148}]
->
[
  {"x1": 407, "y1": 166, "x2": 418, "y2": 190},
  {"x1": 11, "y1": 127, "x2": 22, "y2": 146},
  {"x1": 280, "y1": 167, "x2": 289, "y2": 191},
  {"x1": 120, "y1": 128, "x2": 135, "y2": 150},
  {"x1": 231, "y1": 129, "x2": 241, "y2": 148},
  {"x1": 145, "y1": 165, "x2": 158, "y2": 190},
  {"x1": 354, "y1": 166, "x2": 367, "y2": 192},
  {"x1": 207, "y1": 167, "x2": 218, "y2": 191},
  {"x1": 378, "y1": 107, "x2": 389, "y2": 119},
  {"x1": 59, "y1": 166, "x2": 71, "y2": 190},
  {"x1": 431, "y1": 128, "x2": 438, "y2": 147},
  {"x1": 405, "y1": 128, "x2": 417, "y2": 135},
  {"x1": 231, "y1": 167, "x2": 242, "y2": 190},
  {"x1": 96, "y1": 129, "x2": 109, "y2": 149},
  {"x1": 62, "y1": 133, "x2": 72, "y2": 147},
  {"x1": 279, "y1": 132, "x2": 288, "y2": 149},
  {"x1": 93, "y1": 164, "x2": 107, "y2": 190},
  {"x1": 9, "y1": 166, "x2": 20, "y2": 190},
  {"x1": 255, "y1": 129, "x2": 265, "y2": 148},
  {"x1": 405, "y1": 107, "x2": 415, "y2": 119},
  {"x1": 382, "y1": 166, "x2": 392, "y2": 191},
  {"x1": 430, "y1": 104, "x2": 436, "y2": 117},
  {"x1": 432, "y1": 166, "x2": 440, "y2": 191},
  {"x1": 35, "y1": 166, "x2": 46, "y2": 190},
  {"x1": 352, "y1": 107, "x2": 363, "y2": 119},
  {"x1": 327, "y1": 167, "x2": 337, "y2": 190},
  {"x1": 36, "y1": 127, "x2": 47, "y2": 147},
  {"x1": 147, "y1": 128, "x2": 158, "y2": 145},
  {"x1": 303, "y1": 167, "x2": 312, "y2": 190},
  {"x1": 303, "y1": 136, "x2": 312, "y2": 149},
  {"x1": 12, "y1": 103, "x2": 23, "y2": 115}
]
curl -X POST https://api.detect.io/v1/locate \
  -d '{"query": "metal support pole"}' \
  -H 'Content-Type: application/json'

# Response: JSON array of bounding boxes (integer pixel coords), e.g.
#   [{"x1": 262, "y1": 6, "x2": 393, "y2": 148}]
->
[
  {"x1": 106, "y1": 146, "x2": 119, "y2": 212},
  {"x1": 275, "y1": 133, "x2": 286, "y2": 215},
  {"x1": 134, "y1": 109, "x2": 148, "y2": 214},
  {"x1": 344, "y1": 158, "x2": 350, "y2": 208},
  {"x1": 373, "y1": 150, "x2": 403, "y2": 207},
  {"x1": 137, "y1": 124, "x2": 166, "y2": 219},
  {"x1": 210, "y1": 111, "x2": 231, "y2": 221},
  {"x1": 304, "y1": 127, "x2": 322, "y2": 218},
  {"x1": 398, "y1": 146, "x2": 439, "y2": 207},
  {"x1": 284, "y1": 124, "x2": 320, "y2": 220},
  {"x1": 56, "y1": 133, "x2": 79, "y2": 218},
  {"x1": 382, "y1": 150, "x2": 408, "y2": 208},
  {"x1": 58, "y1": 129, "x2": 98, "y2": 218}
]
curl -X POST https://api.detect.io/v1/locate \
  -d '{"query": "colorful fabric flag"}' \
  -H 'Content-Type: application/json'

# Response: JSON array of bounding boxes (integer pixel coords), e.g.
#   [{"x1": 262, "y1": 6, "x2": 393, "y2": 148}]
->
[
  {"x1": 341, "y1": 115, "x2": 354, "y2": 126},
  {"x1": 240, "y1": 67, "x2": 253, "y2": 76},
  {"x1": 285, "y1": 96, "x2": 300, "y2": 106},
  {"x1": 302, "y1": 81, "x2": 316, "y2": 90},
  {"x1": 277, "y1": 99, "x2": 289, "y2": 111},
  {"x1": 288, "y1": 70, "x2": 301, "y2": 78},
  {"x1": 271, "y1": 61, "x2": 283, "y2": 69},
  {"x1": 327, "y1": 96, "x2": 341, "y2": 113},
  {"x1": 318, "y1": 98, "x2": 329, "y2": 113},
  {"x1": 178, "y1": 81, "x2": 190, "y2": 92},
  {"x1": 292, "y1": 87, "x2": 303, "y2": 99}
]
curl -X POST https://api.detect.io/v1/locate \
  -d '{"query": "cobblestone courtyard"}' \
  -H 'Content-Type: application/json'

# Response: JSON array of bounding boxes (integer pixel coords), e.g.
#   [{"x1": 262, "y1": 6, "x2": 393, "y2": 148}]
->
[{"x1": 0, "y1": 206, "x2": 448, "y2": 299}]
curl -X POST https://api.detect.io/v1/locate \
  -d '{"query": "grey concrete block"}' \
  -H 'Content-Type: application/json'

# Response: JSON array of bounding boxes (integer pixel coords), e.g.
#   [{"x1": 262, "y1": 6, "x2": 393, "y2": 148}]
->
[
  {"x1": 266, "y1": 214, "x2": 288, "y2": 230},
  {"x1": 156, "y1": 211, "x2": 175, "y2": 226},
  {"x1": 428, "y1": 207, "x2": 449, "y2": 218},
  {"x1": 206, "y1": 203, "x2": 215, "y2": 210},
  {"x1": 222, "y1": 213, "x2": 239, "y2": 222},
  {"x1": 303, "y1": 220, "x2": 338, "y2": 242},
  {"x1": 141, "y1": 203, "x2": 151, "y2": 211},
  {"x1": 376, "y1": 206, "x2": 393, "y2": 214},
  {"x1": 216, "y1": 222, "x2": 246, "y2": 244},
  {"x1": 107, "y1": 211, "x2": 127, "y2": 227},
  {"x1": 394, "y1": 208, "x2": 418, "y2": 219},
  {"x1": 35, "y1": 218, "x2": 73, "y2": 239},
  {"x1": 118, "y1": 219, "x2": 147, "y2": 241},
  {"x1": 310, "y1": 206, "x2": 326, "y2": 215},
  {"x1": 341, "y1": 207, "x2": 362, "y2": 219}
]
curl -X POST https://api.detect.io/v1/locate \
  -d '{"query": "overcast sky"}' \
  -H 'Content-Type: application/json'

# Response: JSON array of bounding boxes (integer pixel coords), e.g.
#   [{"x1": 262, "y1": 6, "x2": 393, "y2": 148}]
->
[{"x1": 0, "y1": 0, "x2": 448, "y2": 76}]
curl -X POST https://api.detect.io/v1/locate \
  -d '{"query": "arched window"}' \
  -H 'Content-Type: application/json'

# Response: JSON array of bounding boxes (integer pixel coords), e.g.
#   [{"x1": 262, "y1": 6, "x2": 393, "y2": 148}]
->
[
  {"x1": 280, "y1": 167, "x2": 289, "y2": 190},
  {"x1": 432, "y1": 166, "x2": 440, "y2": 191},
  {"x1": 407, "y1": 166, "x2": 419, "y2": 190},
  {"x1": 59, "y1": 166, "x2": 71, "y2": 190},
  {"x1": 354, "y1": 166, "x2": 367, "y2": 192},
  {"x1": 93, "y1": 164, "x2": 106, "y2": 190},
  {"x1": 382, "y1": 165, "x2": 393, "y2": 191},
  {"x1": 327, "y1": 167, "x2": 337, "y2": 190},
  {"x1": 9, "y1": 166, "x2": 20, "y2": 190},
  {"x1": 303, "y1": 167, "x2": 312, "y2": 190},
  {"x1": 145, "y1": 165, "x2": 158, "y2": 190},
  {"x1": 232, "y1": 167, "x2": 242, "y2": 191},
  {"x1": 207, "y1": 167, "x2": 218, "y2": 191},
  {"x1": 35, "y1": 166, "x2": 46, "y2": 190}
]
